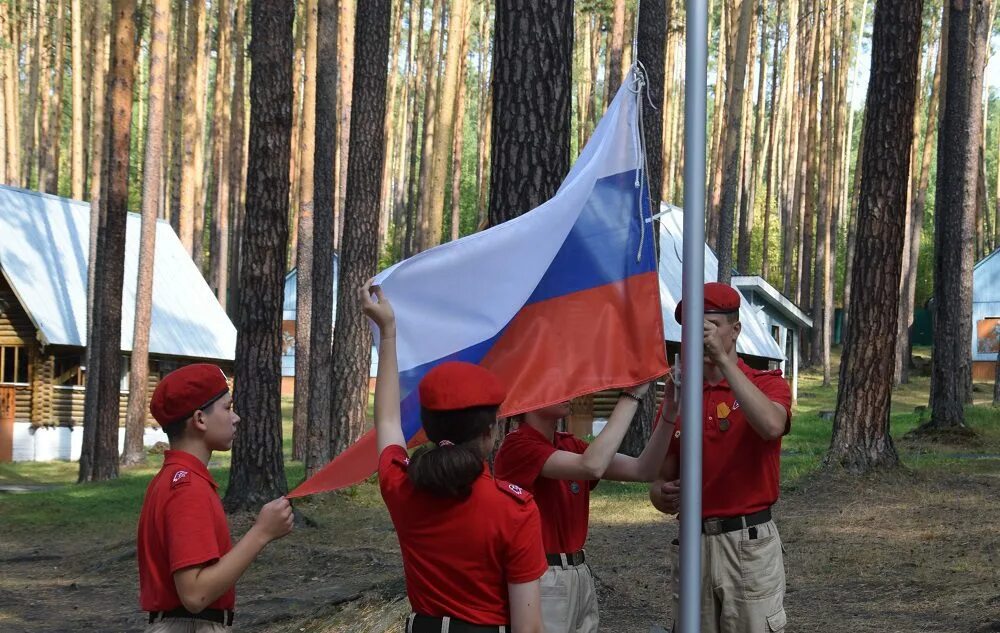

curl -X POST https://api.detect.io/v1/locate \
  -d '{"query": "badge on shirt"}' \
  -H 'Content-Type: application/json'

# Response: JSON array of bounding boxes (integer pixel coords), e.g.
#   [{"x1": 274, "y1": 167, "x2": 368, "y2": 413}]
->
[
  {"x1": 717, "y1": 402, "x2": 732, "y2": 431},
  {"x1": 570, "y1": 482, "x2": 580, "y2": 494},
  {"x1": 171, "y1": 470, "x2": 190, "y2": 488},
  {"x1": 508, "y1": 484, "x2": 524, "y2": 496}
]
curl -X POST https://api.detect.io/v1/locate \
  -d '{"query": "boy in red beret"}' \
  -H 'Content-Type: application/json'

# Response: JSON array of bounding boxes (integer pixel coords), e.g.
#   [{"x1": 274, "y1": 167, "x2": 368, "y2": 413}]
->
[
  {"x1": 137, "y1": 363, "x2": 293, "y2": 631},
  {"x1": 651, "y1": 282, "x2": 793, "y2": 633}
]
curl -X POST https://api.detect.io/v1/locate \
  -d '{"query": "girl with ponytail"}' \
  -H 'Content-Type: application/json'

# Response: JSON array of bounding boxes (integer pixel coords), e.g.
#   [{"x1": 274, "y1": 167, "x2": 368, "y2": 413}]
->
[{"x1": 361, "y1": 281, "x2": 546, "y2": 633}]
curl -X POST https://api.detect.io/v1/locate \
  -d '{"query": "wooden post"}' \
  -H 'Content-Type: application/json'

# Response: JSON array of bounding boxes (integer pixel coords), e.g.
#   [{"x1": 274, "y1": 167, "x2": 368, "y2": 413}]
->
[
  {"x1": 0, "y1": 385, "x2": 15, "y2": 461},
  {"x1": 567, "y1": 394, "x2": 594, "y2": 438}
]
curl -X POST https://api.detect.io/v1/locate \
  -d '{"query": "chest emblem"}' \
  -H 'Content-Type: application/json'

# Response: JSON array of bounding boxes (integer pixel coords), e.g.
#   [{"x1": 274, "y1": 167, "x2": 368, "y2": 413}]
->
[
  {"x1": 716, "y1": 402, "x2": 731, "y2": 419},
  {"x1": 719, "y1": 419, "x2": 731, "y2": 431},
  {"x1": 569, "y1": 481, "x2": 581, "y2": 494}
]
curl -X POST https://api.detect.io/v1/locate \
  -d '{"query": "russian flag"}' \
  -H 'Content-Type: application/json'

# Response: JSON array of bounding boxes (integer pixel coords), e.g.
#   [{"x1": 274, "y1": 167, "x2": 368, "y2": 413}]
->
[{"x1": 288, "y1": 79, "x2": 668, "y2": 498}]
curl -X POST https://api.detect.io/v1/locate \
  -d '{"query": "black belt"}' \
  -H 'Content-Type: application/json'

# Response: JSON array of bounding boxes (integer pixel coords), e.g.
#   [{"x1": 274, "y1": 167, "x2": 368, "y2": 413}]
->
[
  {"x1": 148, "y1": 607, "x2": 234, "y2": 626},
  {"x1": 407, "y1": 613, "x2": 507, "y2": 633},
  {"x1": 702, "y1": 507, "x2": 772, "y2": 535},
  {"x1": 546, "y1": 549, "x2": 586, "y2": 567}
]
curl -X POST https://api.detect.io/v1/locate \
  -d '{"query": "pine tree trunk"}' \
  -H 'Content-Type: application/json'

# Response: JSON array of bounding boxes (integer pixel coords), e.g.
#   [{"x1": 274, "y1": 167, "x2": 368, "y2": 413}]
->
[
  {"x1": 293, "y1": 0, "x2": 318, "y2": 463},
  {"x1": 474, "y1": 1, "x2": 492, "y2": 226},
  {"x1": 46, "y1": 0, "x2": 65, "y2": 194},
  {"x1": 288, "y1": 1, "x2": 306, "y2": 269},
  {"x1": 414, "y1": 0, "x2": 444, "y2": 251},
  {"x1": 403, "y1": 0, "x2": 429, "y2": 258},
  {"x1": 811, "y1": 3, "x2": 833, "y2": 383},
  {"x1": 378, "y1": 0, "x2": 404, "y2": 255},
  {"x1": 449, "y1": 23, "x2": 471, "y2": 242},
  {"x1": 761, "y1": 0, "x2": 783, "y2": 280},
  {"x1": 826, "y1": 0, "x2": 922, "y2": 473},
  {"x1": 2, "y1": 1, "x2": 19, "y2": 185},
  {"x1": 70, "y1": 0, "x2": 84, "y2": 197},
  {"x1": 487, "y1": 0, "x2": 572, "y2": 227},
  {"x1": 798, "y1": 8, "x2": 820, "y2": 324},
  {"x1": 85, "y1": 3, "x2": 108, "y2": 360},
  {"x1": 707, "y1": 0, "x2": 730, "y2": 250},
  {"x1": 397, "y1": 0, "x2": 426, "y2": 259},
  {"x1": 305, "y1": 0, "x2": 337, "y2": 479},
  {"x1": 123, "y1": 0, "x2": 169, "y2": 467},
  {"x1": 191, "y1": 0, "x2": 209, "y2": 271},
  {"x1": 167, "y1": 0, "x2": 184, "y2": 233},
  {"x1": 738, "y1": 2, "x2": 764, "y2": 275},
  {"x1": 212, "y1": 0, "x2": 233, "y2": 308},
  {"x1": 899, "y1": 37, "x2": 942, "y2": 385},
  {"x1": 223, "y1": 0, "x2": 294, "y2": 512},
  {"x1": 36, "y1": 0, "x2": 54, "y2": 192},
  {"x1": 334, "y1": 0, "x2": 355, "y2": 249},
  {"x1": 178, "y1": 0, "x2": 202, "y2": 257},
  {"x1": 79, "y1": 0, "x2": 137, "y2": 483},
  {"x1": 927, "y1": 0, "x2": 990, "y2": 431},
  {"x1": 605, "y1": 0, "x2": 626, "y2": 103},
  {"x1": 226, "y1": 0, "x2": 247, "y2": 317},
  {"x1": 424, "y1": 0, "x2": 470, "y2": 250},
  {"x1": 329, "y1": 0, "x2": 391, "y2": 458}
]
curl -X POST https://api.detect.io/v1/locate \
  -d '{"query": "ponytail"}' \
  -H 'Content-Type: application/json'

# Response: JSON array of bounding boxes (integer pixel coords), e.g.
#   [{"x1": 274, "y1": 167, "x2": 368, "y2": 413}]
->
[{"x1": 407, "y1": 405, "x2": 497, "y2": 499}]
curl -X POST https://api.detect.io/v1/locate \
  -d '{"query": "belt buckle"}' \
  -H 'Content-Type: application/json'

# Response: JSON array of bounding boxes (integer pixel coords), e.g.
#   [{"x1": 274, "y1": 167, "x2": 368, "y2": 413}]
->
[{"x1": 703, "y1": 518, "x2": 723, "y2": 535}]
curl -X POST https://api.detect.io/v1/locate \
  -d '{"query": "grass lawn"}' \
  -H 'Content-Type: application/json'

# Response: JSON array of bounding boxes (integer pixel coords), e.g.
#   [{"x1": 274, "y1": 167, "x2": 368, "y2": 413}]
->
[{"x1": 1, "y1": 351, "x2": 998, "y2": 632}]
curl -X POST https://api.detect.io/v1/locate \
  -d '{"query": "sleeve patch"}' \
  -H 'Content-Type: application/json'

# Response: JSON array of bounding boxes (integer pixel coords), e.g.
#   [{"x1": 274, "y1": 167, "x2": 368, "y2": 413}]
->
[
  {"x1": 170, "y1": 470, "x2": 191, "y2": 489},
  {"x1": 495, "y1": 478, "x2": 532, "y2": 504}
]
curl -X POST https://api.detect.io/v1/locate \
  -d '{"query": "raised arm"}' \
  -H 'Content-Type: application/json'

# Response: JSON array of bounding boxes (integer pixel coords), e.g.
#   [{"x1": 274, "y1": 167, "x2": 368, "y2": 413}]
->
[
  {"x1": 604, "y1": 373, "x2": 678, "y2": 482},
  {"x1": 360, "y1": 282, "x2": 405, "y2": 453},
  {"x1": 539, "y1": 382, "x2": 652, "y2": 481}
]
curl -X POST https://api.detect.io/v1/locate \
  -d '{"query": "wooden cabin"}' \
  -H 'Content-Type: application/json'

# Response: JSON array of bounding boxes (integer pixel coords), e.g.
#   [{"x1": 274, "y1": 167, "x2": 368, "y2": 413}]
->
[{"x1": 0, "y1": 186, "x2": 235, "y2": 460}]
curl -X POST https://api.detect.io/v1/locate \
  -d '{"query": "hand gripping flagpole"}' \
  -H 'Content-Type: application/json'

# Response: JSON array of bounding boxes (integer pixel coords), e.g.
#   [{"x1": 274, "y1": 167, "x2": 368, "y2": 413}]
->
[{"x1": 680, "y1": 1, "x2": 708, "y2": 632}]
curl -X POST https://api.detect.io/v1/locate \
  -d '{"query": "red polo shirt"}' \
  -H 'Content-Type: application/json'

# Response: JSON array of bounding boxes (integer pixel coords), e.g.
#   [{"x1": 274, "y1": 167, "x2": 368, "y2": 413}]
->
[
  {"x1": 378, "y1": 445, "x2": 547, "y2": 626},
  {"x1": 137, "y1": 450, "x2": 235, "y2": 612},
  {"x1": 493, "y1": 424, "x2": 598, "y2": 554},
  {"x1": 667, "y1": 360, "x2": 792, "y2": 519}
]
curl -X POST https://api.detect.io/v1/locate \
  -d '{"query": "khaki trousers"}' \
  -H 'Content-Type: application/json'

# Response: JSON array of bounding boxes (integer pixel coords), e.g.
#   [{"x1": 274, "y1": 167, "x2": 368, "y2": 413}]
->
[
  {"x1": 670, "y1": 520, "x2": 787, "y2": 633},
  {"x1": 145, "y1": 618, "x2": 231, "y2": 633},
  {"x1": 539, "y1": 561, "x2": 600, "y2": 633}
]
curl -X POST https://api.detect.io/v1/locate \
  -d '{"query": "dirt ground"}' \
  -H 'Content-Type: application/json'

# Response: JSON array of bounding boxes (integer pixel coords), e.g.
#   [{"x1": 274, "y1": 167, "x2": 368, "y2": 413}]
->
[
  {"x1": 0, "y1": 462, "x2": 1000, "y2": 633},
  {"x1": 2, "y1": 436, "x2": 998, "y2": 633}
]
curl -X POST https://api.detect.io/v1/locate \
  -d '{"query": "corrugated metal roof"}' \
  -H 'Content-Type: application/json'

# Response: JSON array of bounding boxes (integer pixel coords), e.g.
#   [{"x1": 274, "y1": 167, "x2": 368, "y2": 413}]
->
[
  {"x1": 657, "y1": 206, "x2": 785, "y2": 361},
  {"x1": 0, "y1": 186, "x2": 235, "y2": 360}
]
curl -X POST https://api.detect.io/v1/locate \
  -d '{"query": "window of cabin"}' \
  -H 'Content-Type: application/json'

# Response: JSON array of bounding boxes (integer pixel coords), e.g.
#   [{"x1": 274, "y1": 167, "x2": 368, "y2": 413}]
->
[{"x1": 0, "y1": 345, "x2": 29, "y2": 384}]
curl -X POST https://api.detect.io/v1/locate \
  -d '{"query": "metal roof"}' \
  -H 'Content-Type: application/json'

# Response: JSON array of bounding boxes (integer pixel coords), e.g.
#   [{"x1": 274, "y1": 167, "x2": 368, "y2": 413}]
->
[
  {"x1": 0, "y1": 185, "x2": 236, "y2": 360},
  {"x1": 731, "y1": 275, "x2": 813, "y2": 328},
  {"x1": 657, "y1": 205, "x2": 785, "y2": 361}
]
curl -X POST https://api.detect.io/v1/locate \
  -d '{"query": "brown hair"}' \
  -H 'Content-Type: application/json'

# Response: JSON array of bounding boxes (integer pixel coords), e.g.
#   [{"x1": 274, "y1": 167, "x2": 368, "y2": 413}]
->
[{"x1": 407, "y1": 405, "x2": 498, "y2": 499}]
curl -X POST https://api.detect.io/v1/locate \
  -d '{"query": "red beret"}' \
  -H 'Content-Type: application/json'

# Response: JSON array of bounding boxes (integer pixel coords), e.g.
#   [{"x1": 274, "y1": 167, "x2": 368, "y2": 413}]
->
[
  {"x1": 150, "y1": 363, "x2": 230, "y2": 426},
  {"x1": 418, "y1": 361, "x2": 507, "y2": 411},
  {"x1": 674, "y1": 282, "x2": 741, "y2": 324}
]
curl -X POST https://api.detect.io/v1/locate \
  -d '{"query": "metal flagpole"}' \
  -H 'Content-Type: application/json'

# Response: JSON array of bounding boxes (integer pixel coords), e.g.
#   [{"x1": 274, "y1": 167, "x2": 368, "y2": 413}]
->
[{"x1": 680, "y1": 0, "x2": 708, "y2": 631}]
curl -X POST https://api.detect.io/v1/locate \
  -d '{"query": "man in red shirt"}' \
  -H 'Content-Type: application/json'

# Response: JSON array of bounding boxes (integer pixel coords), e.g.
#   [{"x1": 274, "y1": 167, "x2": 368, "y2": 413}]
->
[
  {"x1": 137, "y1": 364, "x2": 294, "y2": 631},
  {"x1": 650, "y1": 283, "x2": 791, "y2": 633}
]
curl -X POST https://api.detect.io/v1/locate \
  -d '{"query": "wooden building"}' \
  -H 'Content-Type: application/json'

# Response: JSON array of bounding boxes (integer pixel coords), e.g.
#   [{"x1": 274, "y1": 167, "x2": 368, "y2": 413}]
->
[{"x1": 0, "y1": 186, "x2": 235, "y2": 441}]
